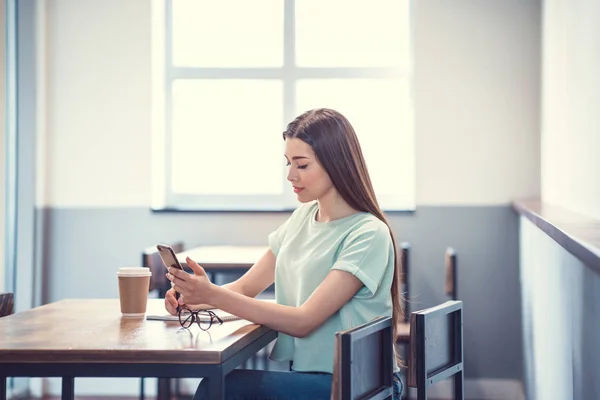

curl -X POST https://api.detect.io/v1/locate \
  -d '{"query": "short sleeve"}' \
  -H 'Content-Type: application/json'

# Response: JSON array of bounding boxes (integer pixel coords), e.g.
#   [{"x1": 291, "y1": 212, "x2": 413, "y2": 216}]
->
[
  {"x1": 331, "y1": 220, "x2": 393, "y2": 298},
  {"x1": 268, "y1": 216, "x2": 292, "y2": 257}
]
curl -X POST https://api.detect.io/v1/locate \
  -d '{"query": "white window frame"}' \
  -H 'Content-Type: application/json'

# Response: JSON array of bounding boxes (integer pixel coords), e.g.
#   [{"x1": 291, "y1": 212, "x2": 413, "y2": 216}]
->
[{"x1": 152, "y1": 0, "x2": 415, "y2": 211}]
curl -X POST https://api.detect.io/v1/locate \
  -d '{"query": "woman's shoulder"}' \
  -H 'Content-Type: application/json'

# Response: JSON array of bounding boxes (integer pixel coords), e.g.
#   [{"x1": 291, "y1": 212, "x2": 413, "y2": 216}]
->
[
  {"x1": 351, "y1": 212, "x2": 389, "y2": 233},
  {"x1": 336, "y1": 213, "x2": 392, "y2": 247}
]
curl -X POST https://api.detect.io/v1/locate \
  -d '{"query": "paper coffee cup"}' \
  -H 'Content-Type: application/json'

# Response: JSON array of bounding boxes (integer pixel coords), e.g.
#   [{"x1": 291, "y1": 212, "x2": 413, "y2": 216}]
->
[{"x1": 117, "y1": 267, "x2": 152, "y2": 317}]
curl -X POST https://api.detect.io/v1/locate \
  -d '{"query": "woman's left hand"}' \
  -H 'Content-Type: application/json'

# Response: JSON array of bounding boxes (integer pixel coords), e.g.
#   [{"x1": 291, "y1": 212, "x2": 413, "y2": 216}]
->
[{"x1": 167, "y1": 257, "x2": 213, "y2": 307}]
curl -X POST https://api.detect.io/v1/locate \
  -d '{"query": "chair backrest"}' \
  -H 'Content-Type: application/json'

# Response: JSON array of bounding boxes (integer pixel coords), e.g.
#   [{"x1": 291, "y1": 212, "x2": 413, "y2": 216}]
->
[
  {"x1": 331, "y1": 316, "x2": 394, "y2": 400},
  {"x1": 400, "y1": 242, "x2": 410, "y2": 322},
  {"x1": 142, "y1": 242, "x2": 185, "y2": 296},
  {"x1": 408, "y1": 300, "x2": 464, "y2": 400},
  {"x1": 444, "y1": 247, "x2": 457, "y2": 300},
  {"x1": 0, "y1": 292, "x2": 15, "y2": 317}
]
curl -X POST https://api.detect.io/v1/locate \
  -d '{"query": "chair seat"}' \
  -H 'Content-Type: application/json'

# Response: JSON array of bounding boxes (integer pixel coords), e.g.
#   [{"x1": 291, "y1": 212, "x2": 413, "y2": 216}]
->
[{"x1": 396, "y1": 321, "x2": 410, "y2": 342}]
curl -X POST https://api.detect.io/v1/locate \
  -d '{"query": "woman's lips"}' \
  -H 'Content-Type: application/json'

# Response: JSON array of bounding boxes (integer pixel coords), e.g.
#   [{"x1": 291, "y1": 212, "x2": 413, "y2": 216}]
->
[{"x1": 293, "y1": 187, "x2": 304, "y2": 193}]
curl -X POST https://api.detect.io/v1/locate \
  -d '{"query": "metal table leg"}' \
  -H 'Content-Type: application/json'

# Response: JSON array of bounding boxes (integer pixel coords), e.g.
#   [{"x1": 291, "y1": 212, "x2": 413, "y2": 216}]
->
[
  {"x1": 139, "y1": 377, "x2": 145, "y2": 400},
  {"x1": 1, "y1": 376, "x2": 6, "y2": 400},
  {"x1": 62, "y1": 377, "x2": 74, "y2": 400},
  {"x1": 157, "y1": 378, "x2": 171, "y2": 400},
  {"x1": 207, "y1": 372, "x2": 224, "y2": 400}
]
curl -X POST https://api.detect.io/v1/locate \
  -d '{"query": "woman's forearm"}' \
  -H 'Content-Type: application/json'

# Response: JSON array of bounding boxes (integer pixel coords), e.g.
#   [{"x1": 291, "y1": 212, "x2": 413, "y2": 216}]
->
[
  {"x1": 221, "y1": 281, "x2": 240, "y2": 293},
  {"x1": 209, "y1": 284, "x2": 310, "y2": 337}
]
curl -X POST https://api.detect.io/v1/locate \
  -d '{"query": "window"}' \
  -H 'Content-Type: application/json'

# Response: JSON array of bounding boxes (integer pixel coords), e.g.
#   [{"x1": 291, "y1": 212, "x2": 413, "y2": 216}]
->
[{"x1": 152, "y1": 0, "x2": 414, "y2": 211}]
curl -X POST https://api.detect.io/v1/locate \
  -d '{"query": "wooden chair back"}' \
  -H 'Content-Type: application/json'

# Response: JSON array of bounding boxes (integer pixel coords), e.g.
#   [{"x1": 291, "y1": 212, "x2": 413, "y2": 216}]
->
[
  {"x1": 331, "y1": 316, "x2": 394, "y2": 400},
  {"x1": 142, "y1": 242, "x2": 185, "y2": 297},
  {"x1": 400, "y1": 242, "x2": 410, "y2": 322},
  {"x1": 408, "y1": 300, "x2": 464, "y2": 400},
  {"x1": 0, "y1": 292, "x2": 14, "y2": 317},
  {"x1": 444, "y1": 247, "x2": 457, "y2": 300}
]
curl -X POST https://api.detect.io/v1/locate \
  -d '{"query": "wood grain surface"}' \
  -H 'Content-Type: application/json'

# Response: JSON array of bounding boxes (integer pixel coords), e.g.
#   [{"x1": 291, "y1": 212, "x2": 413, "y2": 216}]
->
[{"x1": 0, "y1": 299, "x2": 272, "y2": 365}]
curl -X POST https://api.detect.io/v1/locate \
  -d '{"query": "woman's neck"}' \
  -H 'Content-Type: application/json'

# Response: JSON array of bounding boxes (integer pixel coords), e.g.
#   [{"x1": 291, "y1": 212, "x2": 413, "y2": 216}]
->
[{"x1": 316, "y1": 190, "x2": 358, "y2": 222}]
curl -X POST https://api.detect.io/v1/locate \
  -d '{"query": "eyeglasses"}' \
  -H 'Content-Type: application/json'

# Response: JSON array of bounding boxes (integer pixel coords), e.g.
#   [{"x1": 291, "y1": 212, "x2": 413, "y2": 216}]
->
[{"x1": 178, "y1": 307, "x2": 223, "y2": 331}]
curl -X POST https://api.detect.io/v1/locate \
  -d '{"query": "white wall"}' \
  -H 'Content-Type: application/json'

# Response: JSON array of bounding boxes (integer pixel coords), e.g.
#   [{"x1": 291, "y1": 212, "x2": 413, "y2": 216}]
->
[
  {"x1": 541, "y1": 0, "x2": 600, "y2": 219},
  {"x1": 37, "y1": 0, "x2": 541, "y2": 209},
  {"x1": 415, "y1": 0, "x2": 541, "y2": 205},
  {"x1": 40, "y1": 0, "x2": 151, "y2": 208}
]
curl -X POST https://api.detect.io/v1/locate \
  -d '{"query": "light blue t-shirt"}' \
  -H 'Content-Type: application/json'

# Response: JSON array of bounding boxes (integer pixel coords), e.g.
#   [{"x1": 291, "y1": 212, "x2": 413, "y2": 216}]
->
[{"x1": 268, "y1": 201, "x2": 397, "y2": 374}]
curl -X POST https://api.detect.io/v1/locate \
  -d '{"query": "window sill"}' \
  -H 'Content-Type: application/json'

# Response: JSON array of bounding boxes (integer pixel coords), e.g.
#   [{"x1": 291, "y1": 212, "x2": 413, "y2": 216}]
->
[
  {"x1": 513, "y1": 198, "x2": 600, "y2": 275},
  {"x1": 150, "y1": 206, "x2": 416, "y2": 214}
]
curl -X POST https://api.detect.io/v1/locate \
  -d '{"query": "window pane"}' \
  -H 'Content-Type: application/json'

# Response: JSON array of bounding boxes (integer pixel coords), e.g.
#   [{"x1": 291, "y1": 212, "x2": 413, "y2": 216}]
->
[
  {"x1": 171, "y1": 0, "x2": 283, "y2": 67},
  {"x1": 295, "y1": 0, "x2": 410, "y2": 67},
  {"x1": 171, "y1": 80, "x2": 284, "y2": 195},
  {"x1": 296, "y1": 79, "x2": 414, "y2": 198}
]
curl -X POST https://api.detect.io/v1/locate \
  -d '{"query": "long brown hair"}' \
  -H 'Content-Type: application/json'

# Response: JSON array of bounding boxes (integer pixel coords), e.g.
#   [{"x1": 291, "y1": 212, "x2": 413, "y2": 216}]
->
[{"x1": 283, "y1": 108, "x2": 405, "y2": 365}]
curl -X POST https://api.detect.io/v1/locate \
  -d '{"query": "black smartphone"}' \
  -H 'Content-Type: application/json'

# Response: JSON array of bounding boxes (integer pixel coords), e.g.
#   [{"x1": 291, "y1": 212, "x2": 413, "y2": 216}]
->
[{"x1": 156, "y1": 244, "x2": 185, "y2": 304}]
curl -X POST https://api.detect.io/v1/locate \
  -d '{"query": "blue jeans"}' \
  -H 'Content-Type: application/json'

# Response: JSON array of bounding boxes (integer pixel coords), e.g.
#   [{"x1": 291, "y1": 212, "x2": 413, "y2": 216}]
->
[{"x1": 193, "y1": 369, "x2": 403, "y2": 400}]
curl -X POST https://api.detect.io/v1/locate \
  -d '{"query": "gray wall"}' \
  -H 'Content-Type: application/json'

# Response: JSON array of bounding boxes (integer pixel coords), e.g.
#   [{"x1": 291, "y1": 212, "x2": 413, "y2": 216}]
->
[
  {"x1": 520, "y1": 217, "x2": 600, "y2": 400},
  {"x1": 40, "y1": 205, "x2": 522, "y2": 381}
]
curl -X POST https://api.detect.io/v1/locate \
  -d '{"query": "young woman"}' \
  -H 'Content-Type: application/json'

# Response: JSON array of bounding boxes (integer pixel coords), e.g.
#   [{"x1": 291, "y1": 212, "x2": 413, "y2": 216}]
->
[{"x1": 165, "y1": 108, "x2": 404, "y2": 400}]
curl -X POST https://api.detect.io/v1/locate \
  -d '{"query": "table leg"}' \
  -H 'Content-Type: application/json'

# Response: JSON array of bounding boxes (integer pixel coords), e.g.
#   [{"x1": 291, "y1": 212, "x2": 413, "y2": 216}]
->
[
  {"x1": 157, "y1": 378, "x2": 171, "y2": 400},
  {"x1": 62, "y1": 377, "x2": 74, "y2": 400},
  {"x1": 175, "y1": 378, "x2": 181, "y2": 398},
  {"x1": 1, "y1": 376, "x2": 6, "y2": 400},
  {"x1": 139, "y1": 377, "x2": 145, "y2": 400},
  {"x1": 207, "y1": 374, "x2": 224, "y2": 400}
]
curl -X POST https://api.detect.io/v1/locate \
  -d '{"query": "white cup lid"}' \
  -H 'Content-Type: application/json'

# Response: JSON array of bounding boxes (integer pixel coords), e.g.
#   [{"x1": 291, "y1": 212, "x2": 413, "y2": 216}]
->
[{"x1": 117, "y1": 267, "x2": 152, "y2": 277}]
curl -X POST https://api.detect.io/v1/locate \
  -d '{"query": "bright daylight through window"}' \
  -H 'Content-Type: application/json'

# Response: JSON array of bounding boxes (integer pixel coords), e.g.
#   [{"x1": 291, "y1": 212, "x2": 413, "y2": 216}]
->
[{"x1": 152, "y1": 0, "x2": 414, "y2": 211}]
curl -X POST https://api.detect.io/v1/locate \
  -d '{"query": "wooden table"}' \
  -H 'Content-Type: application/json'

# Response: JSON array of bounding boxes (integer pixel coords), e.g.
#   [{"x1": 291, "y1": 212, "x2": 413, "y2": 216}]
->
[
  {"x1": 177, "y1": 245, "x2": 269, "y2": 274},
  {"x1": 0, "y1": 299, "x2": 276, "y2": 400}
]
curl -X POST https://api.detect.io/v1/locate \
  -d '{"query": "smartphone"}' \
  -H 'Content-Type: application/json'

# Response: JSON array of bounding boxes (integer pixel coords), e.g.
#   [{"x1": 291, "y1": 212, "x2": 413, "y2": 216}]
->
[{"x1": 156, "y1": 244, "x2": 185, "y2": 303}]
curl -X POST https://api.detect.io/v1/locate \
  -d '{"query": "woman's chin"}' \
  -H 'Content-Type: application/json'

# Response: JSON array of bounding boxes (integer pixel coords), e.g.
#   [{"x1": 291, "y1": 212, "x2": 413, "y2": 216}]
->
[{"x1": 296, "y1": 193, "x2": 315, "y2": 203}]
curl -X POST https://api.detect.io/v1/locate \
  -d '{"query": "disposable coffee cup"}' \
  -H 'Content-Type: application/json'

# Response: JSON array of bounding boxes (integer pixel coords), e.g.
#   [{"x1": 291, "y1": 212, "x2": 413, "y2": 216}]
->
[{"x1": 117, "y1": 267, "x2": 152, "y2": 317}]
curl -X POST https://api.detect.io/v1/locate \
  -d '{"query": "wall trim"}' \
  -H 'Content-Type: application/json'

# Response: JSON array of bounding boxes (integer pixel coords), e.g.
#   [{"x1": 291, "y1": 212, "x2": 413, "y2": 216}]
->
[
  {"x1": 407, "y1": 378, "x2": 525, "y2": 400},
  {"x1": 36, "y1": 377, "x2": 524, "y2": 400}
]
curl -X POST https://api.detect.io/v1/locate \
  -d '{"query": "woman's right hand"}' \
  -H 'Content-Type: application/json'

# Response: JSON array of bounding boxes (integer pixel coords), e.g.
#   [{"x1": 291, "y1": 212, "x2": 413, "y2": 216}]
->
[
  {"x1": 165, "y1": 287, "x2": 213, "y2": 314},
  {"x1": 165, "y1": 288, "x2": 179, "y2": 316}
]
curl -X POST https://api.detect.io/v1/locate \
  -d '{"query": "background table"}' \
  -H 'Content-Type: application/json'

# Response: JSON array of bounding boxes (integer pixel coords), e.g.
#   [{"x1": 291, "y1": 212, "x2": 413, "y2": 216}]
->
[{"x1": 177, "y1": 245, "x2": 269, "y2": 275}]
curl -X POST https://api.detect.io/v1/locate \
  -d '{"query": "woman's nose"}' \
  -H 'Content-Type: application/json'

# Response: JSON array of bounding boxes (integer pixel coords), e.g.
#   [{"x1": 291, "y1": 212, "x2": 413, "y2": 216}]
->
[{"x1": 287, "y1": 168, "x2": 297, "y2": 182}]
